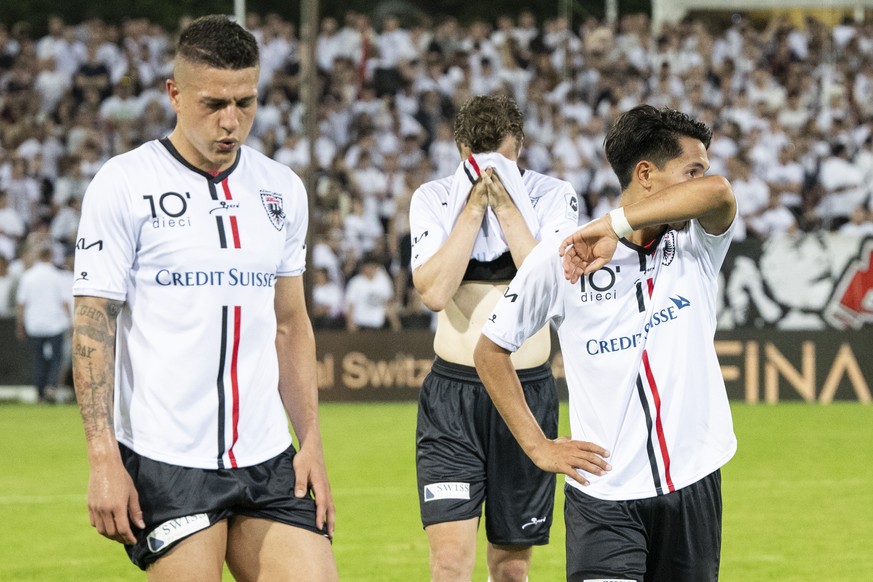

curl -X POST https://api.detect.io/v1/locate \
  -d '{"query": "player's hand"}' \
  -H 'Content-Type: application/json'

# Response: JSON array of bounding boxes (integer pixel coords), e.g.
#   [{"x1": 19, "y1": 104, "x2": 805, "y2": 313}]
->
[
  {"x1": 467, "y1": 170, "x2": 491, "y2": 214},
  {"x1": 481, "y1": 167, "x2": 514, "y2": 212},
  {"x1": 529, "y1": 436, "x2": 611, "y2": 487},
  {"x1": 87, "y1": 458, "x2": 144, "y2": 545},
  {"x1": 558, "y1": 216, "x2": 619, "y2": 283},
  {"x1": 293, "y1": 442, "x2": 336, "y2": 538}
]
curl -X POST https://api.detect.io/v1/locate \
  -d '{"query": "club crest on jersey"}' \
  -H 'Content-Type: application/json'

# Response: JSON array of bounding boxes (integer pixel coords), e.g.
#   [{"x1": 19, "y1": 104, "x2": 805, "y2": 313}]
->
[
  {"x1": 662, "y1": 231, "x2": 676, "y2": 266},
  {"x1": 260, "y1": 190, "x2": 286, "y2": 230}
]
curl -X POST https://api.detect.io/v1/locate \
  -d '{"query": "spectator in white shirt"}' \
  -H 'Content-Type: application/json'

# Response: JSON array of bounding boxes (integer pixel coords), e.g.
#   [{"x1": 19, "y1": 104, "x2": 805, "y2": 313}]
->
[
  {"x1": 34, "y1": 55, "x2": 71, "y2": 116},
  {"x1": 311, "y1": 267, "x2": 346, "y2": 330},
  {"x1": 816, "y1": 142, "x2": 868, "y2": 223},
  {"x1": 765, "y1": 144, "x2": 806, "y2": 208},
  {"x1": 98, "y1": 75, "x2": 143, "y2": 124},
  {"x1": 838, "y1": 206, "x2": 873, "y2": 236},
  {"x1": 747, "y1": 190, "x2": 799, "y2": 239},
  {"x1": 728, "y1": 155, "x2": 770, "y2": 223},
  {"x1": 344, "y1": 254, "x2": 400, "y2": 332},
  {"x1": 4, "y1": 156, "x2": 40, "y2": 228},
  {"x1": 50, "y1": 196, "x2": 81, "y2": 249},
  {"x1": 15, "y1": 245, "x2": 72, "y2": 402},
  {"x1": 0, "y1": 255, "x2": 15, "y2": 318},
  {"x1": 0, "y1": 190, "x2": 26, "y2": 261}
]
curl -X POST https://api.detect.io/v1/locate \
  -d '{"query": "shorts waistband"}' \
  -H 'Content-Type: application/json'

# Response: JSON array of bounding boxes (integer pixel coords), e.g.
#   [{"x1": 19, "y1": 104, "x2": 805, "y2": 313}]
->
[{"x1": 430, "y1": 356, "x2": 552, "y2": 384}]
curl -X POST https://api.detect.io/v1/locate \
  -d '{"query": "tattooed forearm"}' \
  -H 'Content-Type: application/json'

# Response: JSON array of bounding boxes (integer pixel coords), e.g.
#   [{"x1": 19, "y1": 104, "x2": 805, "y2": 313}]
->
[
  {"x1": 72, "y1": 297, "x2": 124, "y2": 444},
  {"x1": 75, "y1": 303, "x2": 106, "y2": 323},
  {"x1": 72, "y1": 360, "x2": 114, "y2": 441}
]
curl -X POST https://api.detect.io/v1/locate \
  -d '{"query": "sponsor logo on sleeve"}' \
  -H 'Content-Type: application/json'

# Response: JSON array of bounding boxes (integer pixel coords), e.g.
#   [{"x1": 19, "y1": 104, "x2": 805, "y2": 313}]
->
[
  {"x1": 76, "y1": 238, "x2": 103, "y2": 251},
  {"x1": 423, "y1": 482, "x2": 470, "y2": 502},
  {"x1": 146, "y1": 513, "x2": 210, "y2": 554},
  {"x1": 566, "y1": 192, "x2": 579, "y2": 221},
  {"x1": 503, "y1": 287, "x2": 518, "y2": 302}
]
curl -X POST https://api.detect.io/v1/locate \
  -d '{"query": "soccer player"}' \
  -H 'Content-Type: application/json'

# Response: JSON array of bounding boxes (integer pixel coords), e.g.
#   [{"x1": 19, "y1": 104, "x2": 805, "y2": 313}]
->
[
  {"x1": 71, "y1": 15, "x2": 338, "y2": 581},
  {"x1": 474, "y1": 105, "x2": 737, "y2": 581},
  {"x1": 409, "y1": 95, "x2": 580, "y2": 581}
]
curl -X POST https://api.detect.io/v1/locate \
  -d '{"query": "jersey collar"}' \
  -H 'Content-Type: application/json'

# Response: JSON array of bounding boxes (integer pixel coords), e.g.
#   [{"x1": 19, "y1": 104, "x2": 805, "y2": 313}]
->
[
  {"x1": 159, "y1": 138, "x2": 241, "y2": 183},
  {"x1": 619, "y1": 228, "x2": 667, "y2": 255}
]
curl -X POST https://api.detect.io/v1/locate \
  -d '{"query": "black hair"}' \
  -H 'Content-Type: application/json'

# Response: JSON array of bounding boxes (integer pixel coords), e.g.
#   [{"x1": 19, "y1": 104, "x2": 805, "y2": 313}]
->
[
  {"x1": 176, "y1": 15, "x2": 259, "y2": 70},
  {"x1": 604, "y1": 105, "x2": 712, "y2": 190}
]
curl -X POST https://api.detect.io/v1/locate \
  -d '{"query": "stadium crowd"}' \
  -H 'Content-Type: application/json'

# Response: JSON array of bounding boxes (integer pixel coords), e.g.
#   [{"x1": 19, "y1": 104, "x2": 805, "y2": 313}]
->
[{"x1": 1, "y1": 9, "x2": 873, "y2": 331}]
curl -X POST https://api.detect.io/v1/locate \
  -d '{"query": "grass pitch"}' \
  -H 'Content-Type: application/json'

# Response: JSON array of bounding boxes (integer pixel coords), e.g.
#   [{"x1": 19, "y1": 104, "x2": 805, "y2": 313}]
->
[{"x1": 0, "y1": 401, "x2": 871, "y2": 581}]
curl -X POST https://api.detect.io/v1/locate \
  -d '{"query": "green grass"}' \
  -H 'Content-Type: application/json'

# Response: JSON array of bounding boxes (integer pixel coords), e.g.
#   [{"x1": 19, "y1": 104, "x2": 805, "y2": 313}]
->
[{"x1": 0, "y1": 402, "x2": 871, "y2": 580}]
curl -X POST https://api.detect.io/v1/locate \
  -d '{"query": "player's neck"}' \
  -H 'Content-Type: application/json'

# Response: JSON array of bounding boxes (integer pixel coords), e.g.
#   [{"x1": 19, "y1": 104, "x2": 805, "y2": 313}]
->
[{"x1": 619, "y1": 189, "x2": 665, "y2": 247}]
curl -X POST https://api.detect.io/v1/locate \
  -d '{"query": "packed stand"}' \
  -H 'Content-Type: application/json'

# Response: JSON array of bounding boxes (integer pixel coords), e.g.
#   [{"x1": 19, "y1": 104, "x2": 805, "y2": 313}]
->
[{"x1": 1, "y1": 11, "x2": 872, "y2": 331}]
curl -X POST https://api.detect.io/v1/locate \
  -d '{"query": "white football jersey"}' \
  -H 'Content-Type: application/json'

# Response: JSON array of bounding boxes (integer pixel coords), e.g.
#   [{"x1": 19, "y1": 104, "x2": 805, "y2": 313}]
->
[
  {"x1": 73, "y1": 139, "x2": 307, "y2": 470},
  {"x1": 482, "y1": 218, "x2": 737, "y2": 500},
  {"x1": 409, "y1": 170, "x2": 580, "y2": 271}
]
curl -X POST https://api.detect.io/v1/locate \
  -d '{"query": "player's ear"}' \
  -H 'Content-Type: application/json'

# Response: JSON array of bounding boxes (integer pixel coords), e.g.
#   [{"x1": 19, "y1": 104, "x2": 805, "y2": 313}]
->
[
  {"x1": 634, "y1": 160, "x2": 655, "y2": 190},
  {"x1": 166, "y1": 78, "x2": 181, "y2": 111}
]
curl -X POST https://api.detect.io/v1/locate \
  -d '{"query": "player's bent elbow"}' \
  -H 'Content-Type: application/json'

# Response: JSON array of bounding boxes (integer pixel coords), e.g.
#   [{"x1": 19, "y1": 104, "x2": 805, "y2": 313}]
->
[
  {"x1": 412, "y1": 269, "x2": 450, "y2": 312},
  {"x1": 699, "y1": 175, "x2": 737, "y2": 233},
  {"x1": 706, "y1": 175, "x2": 735, "y2": 208},
  {"x1": 419, "y1": 290, "x2": 448, "y2": 312}
]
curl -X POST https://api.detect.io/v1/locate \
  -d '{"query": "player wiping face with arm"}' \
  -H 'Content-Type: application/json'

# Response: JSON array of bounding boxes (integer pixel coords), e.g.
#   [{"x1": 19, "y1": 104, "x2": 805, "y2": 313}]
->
[{"x1": 476, "y1": 104, "x2": 737, "y2": 581}]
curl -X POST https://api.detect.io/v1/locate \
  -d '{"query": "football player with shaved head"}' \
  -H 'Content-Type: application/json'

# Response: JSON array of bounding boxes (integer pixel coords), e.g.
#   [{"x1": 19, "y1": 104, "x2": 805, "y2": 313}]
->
[{"x1": 72, "y1": 15, "x2": 338, "y2": 580}]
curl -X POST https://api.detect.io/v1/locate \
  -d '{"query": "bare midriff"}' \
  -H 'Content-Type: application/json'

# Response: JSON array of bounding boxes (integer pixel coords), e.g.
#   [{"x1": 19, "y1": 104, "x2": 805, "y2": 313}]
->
[{"x1": 433, "y1": 280, "x2": 550, "y2": 368}]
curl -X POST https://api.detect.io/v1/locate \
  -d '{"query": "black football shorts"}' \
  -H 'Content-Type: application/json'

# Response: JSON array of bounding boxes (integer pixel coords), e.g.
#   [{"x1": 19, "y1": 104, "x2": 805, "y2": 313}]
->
[
  {"x1": 119, "y1": 444, "x2": 329, "y2": 570},
  {"x1": 416, "y1": 357, "x2": 559, "y2": 546}
]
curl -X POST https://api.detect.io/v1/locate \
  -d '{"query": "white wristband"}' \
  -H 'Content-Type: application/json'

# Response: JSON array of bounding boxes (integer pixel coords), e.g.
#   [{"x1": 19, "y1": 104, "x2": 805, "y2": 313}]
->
[{"x1": 608, "y1": 207, "x2": 633, "y2": 239}]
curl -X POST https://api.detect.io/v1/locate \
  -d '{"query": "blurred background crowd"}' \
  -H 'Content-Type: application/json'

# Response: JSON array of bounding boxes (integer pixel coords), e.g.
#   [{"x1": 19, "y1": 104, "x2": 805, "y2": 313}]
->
[{"x1": 1, "y1": 9, "x2": 873, "y2": 335}]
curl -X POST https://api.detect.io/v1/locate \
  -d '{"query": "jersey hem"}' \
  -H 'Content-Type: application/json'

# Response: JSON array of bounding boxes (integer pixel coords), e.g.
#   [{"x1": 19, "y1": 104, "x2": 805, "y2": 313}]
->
[
  {"x1": 564, "y1": 439, "x2": 737, "y2": 501},
  {"x1": 116, "y1": 435, "x2": 294, "y2": 470},
  {"x1": 71, "y1": 288, "x2": 127, "y2": 301},
  {"x1": 481, "y1": 329, "x2": 520, "y2": 353}
]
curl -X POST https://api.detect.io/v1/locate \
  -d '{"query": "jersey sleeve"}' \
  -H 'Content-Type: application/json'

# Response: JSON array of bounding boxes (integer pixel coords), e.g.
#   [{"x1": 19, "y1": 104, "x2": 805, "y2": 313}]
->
[
  {"x1": 481, "y1": 235, "x2": 564, "y2": 352},
  {"x1": 72, "y1": 160, "x2": 137, "y2": 301},
  {"x1": 277, "y1": 170, "x2": 308, "y2": 277},
  {"x1": 409, "y1": 184, "x2": 450, "y2": 271},
  {"x1": 687, "y1": 215, "x2": 736, "y2": 281},
  {"x1": 533, "y1": 177, "x2": 580, "y2": 237}
]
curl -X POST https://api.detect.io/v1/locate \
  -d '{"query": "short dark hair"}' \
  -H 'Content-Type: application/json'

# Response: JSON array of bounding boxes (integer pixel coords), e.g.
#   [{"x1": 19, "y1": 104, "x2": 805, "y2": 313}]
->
[
  {"x1": 604, "y1": 105, "x2": 712, "y2": 190},
  {"x1": 176, "y1": 15, "x2": 259, "y2": 70},
  {"x1": 453, "y1": 95, "x2": 524, "y2": 153}
]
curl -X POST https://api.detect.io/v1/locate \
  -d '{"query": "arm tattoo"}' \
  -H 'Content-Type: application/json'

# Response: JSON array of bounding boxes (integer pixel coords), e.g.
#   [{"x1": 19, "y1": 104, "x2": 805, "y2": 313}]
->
[{"x1": 72, "y1": 299, "x2": 124, "y2": 442}]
